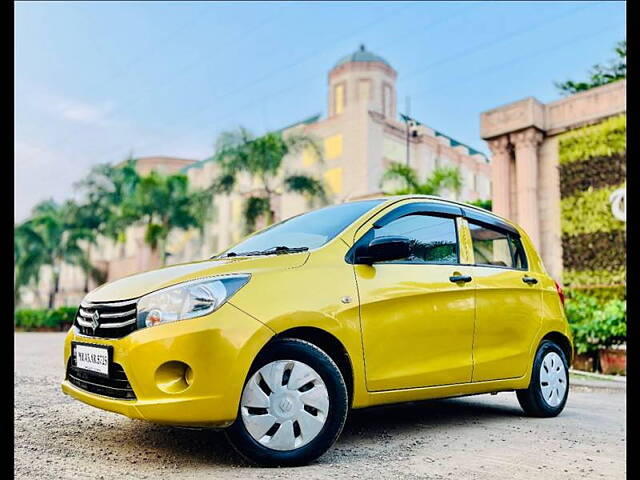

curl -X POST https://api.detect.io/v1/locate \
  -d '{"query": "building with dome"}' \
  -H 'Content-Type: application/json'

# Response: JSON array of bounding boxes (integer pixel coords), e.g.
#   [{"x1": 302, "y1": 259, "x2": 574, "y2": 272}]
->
[
  {"x1": 171, "y1": 45, "x2": 492, "y2": 264},
  {"x1": 25, "y1": 46, "x2": 492, "y2": 308}
]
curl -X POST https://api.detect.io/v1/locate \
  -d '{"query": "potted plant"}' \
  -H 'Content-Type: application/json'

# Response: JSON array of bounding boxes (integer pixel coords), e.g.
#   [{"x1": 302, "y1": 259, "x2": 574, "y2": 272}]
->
[
  {"x1": 587, "y1": 299, "x2": 626, "y2": 375},
  {"x1": 565, "y1": 292, "x2": 626, "y2": 375}
]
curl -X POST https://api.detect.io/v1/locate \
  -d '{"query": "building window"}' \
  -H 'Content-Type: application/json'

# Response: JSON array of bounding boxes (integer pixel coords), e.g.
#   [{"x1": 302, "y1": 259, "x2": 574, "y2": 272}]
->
[
  {"x1": 323, "y1": 167, "x2": 343, "y2": 194},
  {"x1": 334, "y1": 84, "x2": 345, "y2": 115},
  {"x1": 383, "y1": 84, "x2": 392, "y2": 117},
  {"x1": 324, "y1": 134, "x2": 343, "y2": 160},
  {"x1": 358, "y1": 79, "x2": 371, "y2": 103},
  {"x1": 302, "y1": 147, "x2": 319, "y2": 166}
]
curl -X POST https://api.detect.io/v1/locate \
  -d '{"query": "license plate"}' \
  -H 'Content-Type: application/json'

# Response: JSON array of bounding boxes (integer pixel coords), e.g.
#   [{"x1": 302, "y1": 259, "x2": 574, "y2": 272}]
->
[{"x1": 73, "y1": 343, "x2": 110, "y2": 376}]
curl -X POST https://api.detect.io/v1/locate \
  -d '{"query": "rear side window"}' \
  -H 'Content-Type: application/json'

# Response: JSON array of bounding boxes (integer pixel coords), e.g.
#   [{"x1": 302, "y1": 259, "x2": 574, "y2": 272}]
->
[
  {"x1": 468, "y1": 221, "x2": 527, "y2": 270},
  {"x1": 367, "y1": 214, "x2": 459, "y2": 264}
]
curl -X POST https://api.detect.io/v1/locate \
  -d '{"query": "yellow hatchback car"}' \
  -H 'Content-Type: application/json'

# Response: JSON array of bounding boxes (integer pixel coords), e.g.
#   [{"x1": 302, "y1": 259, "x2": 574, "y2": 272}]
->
[{"x1": 62, "y1": 195, "x2": 572, "y2": 466}]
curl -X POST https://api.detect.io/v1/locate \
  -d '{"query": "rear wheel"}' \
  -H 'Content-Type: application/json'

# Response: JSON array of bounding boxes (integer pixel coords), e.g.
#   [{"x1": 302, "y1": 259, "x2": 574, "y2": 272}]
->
[
  {"x1": 516, "y1": 340, "x2": 569, "y2": 417},
  {"x1": 226, "y1": 338, "x2": 348, "y2": 466}
]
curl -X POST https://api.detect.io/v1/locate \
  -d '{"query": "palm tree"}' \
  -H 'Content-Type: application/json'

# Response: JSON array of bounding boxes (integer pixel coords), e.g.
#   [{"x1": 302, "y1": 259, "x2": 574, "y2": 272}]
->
[
  {"x1": 380, "y1": 162, "x2": 463, "y2": 197},
  {"x1": 212, "y1": 127, "x2": 326, "y2": 233},
  {"x1": 130, "y1": 171, "x2": 212, "y2": 265},
  {"x1": 24, "y1": 199, "x2": 91, "y2": 308},
  {"x1": 64, "y1": 200, "x2": 108, "y2": 292},
  {"x1": 74, "y1": 158, "x2": 141, "y2": 249},
  {"x1": 72, "y1": 159, "x2": 143, "y2": 289},
  {"x1": 14, "y1": 220, "x2": 47, "y2": 306}
]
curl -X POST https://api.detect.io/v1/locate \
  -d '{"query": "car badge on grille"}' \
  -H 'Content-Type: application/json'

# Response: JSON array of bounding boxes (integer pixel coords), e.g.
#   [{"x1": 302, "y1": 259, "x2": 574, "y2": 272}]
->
[{"x1": 91, "y1": 310, "x2": 100, "y2": 334}]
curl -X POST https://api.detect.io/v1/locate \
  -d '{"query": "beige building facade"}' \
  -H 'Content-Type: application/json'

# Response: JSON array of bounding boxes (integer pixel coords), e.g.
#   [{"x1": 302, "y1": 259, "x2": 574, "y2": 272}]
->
[{"x1": 480, "y1": 79, "x2": 626, "y2": 281}]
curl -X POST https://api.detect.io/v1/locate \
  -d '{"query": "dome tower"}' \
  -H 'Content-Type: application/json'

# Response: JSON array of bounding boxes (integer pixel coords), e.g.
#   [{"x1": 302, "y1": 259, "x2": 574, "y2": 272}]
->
[{"x1": 328, "y1": 44, "x2": 397, "y2": 119}]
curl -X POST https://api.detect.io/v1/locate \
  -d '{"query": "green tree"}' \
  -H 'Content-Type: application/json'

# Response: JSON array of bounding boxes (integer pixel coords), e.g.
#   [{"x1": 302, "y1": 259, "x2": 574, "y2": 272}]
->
[
  {"x1": 74, "y1": 159, "x2": 141, "y2": 247},
  {"x1": 21, "y1": 199, "x2": 92, "y2": 308},
  {"x1": 212, "y1": 127, "x2": 326, "y2": 233},
  {"x1": 380, "y1": 162, "x2": 463, "y2": 196},
  {"x1": 130, "y1": 171, "x2": 212, "y2": 265},
  {"x1": 468, "y1": 199, "x2": 492, "y2": 211},
  {"x1": 73, "y1": 158, "x2": 143, "y2": 289},
  {"x1": 555, "y1": 40, "x2": 626, "y2": 96},
  {"x1": 64, "y1": 200, "x2": 108, "y2": 293},
  {"x1": 14, "y1": 220, "x2": 47, "y2": 305}
]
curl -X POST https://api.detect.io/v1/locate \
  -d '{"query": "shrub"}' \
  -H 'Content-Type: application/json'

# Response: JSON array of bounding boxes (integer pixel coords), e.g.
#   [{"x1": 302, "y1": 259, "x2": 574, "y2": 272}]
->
[
  {"x1": 45, "y1": 307, "x2": 77, "y2": 328},
  {"x1": 15, "y1": 307, "x2": 77, "y2": 331},
  {"x1": 14, "y1": 309, "x2": 47, "y2": 330},
  {"x1": 565, "y1": 291, "x2": 626, "y2": 354}
]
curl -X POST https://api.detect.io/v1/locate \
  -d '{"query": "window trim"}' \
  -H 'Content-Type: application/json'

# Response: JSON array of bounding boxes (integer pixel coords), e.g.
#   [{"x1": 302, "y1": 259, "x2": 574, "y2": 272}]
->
[{"x1": 460, "y1": 207, "x2": 519, "y2": 236}]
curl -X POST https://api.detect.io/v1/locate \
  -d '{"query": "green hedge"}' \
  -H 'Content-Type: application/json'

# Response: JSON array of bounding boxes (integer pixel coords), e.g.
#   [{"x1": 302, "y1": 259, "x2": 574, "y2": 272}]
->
[
  {"x1": 566, "y1": 285, "x2": 626, "y2": 304},
  {"x1": 558, "y1": 115, "x2": 626, "y2": 164},
  {"x1": 559, "y1": 152, "x2": 625, "y2": 199},
  {"x1": 563, "y1": 267, "x2": 626, "y2": 288},
  {"x1": 562, "y1": 231, "x2": 625, "y2": 272},
  {"x1": 15, "y1": 307, "x2": 77, "y2": 331}
]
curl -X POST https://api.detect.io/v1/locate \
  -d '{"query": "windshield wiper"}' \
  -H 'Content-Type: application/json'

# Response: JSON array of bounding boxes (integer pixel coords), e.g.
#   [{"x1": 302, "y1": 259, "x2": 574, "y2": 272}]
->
[
  {"x1": 256, "y1": 246, "x2": 309, "y2": 255},
  {"x1": 216, "y1": 246, "x2": 309, "y2": 258}
]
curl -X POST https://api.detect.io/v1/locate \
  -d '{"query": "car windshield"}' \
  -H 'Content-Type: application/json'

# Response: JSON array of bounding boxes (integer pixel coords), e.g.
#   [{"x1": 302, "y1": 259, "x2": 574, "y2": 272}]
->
[{"x1": 219, "y1": 199, "x2": 384, "y2": 257}]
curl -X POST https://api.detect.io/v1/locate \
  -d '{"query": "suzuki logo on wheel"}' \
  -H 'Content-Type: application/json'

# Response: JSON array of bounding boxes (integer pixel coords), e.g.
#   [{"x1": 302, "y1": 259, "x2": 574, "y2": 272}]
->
[
  {"x1": 91, "y1": 310, "x2": 100, "y2": 334},
  {"x1": 279, "y1": 398, "x2": 293, "y2": 413}
]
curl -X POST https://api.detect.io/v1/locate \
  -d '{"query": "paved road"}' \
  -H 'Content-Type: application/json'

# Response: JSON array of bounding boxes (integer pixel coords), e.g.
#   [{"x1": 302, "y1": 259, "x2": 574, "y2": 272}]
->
[{"x1": 15, "y1": 333, "x2": 626, "y2": 479}]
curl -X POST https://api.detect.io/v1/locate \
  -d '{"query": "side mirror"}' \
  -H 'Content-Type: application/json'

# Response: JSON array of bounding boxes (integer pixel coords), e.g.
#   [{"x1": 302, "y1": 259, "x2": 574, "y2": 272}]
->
[{"x1": 354, "y1": 236, "x2": 411, "y2": 265}]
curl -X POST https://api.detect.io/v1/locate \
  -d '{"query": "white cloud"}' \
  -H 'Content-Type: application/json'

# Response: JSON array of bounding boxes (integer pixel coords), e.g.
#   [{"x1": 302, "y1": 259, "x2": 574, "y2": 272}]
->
[
  {"x1": 15, "y1": 89, "x2": 215, "y2": 223},
  {"x1": 30, "y1": 91, "x2": 119, "y2": 126}
]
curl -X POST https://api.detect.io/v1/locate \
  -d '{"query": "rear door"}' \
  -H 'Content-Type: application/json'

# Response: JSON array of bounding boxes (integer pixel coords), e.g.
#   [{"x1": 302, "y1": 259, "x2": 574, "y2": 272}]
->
[{"x1": 465, "y1": 216, "x2": 543, "y2": 382}]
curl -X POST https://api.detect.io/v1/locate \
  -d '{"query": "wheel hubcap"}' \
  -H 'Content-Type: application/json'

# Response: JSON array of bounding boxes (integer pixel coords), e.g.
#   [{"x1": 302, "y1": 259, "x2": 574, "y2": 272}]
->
[
  {"x1": 240, "y1": 360, "x2": 329, "y2": 451},
  {"x1": 539, "y1": 352, "x2": 567, "y2": 407}
]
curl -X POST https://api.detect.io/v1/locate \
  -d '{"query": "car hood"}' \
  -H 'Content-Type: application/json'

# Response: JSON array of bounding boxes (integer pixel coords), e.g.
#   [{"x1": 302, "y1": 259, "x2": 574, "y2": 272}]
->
[{"x1": 83, "y1": 252, "x2": 309, "y2": 303}]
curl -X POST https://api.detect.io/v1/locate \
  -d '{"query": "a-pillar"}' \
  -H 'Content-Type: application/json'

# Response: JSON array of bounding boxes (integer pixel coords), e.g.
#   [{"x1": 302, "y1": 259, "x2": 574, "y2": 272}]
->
[
  {"x1": 510, "y1": 127, "x2": 544, "y2": 250},
  {"x1": 488, "y1": 135, "x2": 512, "y2": 219}
]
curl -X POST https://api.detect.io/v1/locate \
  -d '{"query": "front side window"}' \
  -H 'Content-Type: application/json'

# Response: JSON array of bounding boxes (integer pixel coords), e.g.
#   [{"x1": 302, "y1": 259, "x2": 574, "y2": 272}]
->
[
  {"x1": 362, "y1": 214, "x2": 459, "y2": 264},
  {"x1": 468, "y1": 221, "x2": 527, "y2": 269}
]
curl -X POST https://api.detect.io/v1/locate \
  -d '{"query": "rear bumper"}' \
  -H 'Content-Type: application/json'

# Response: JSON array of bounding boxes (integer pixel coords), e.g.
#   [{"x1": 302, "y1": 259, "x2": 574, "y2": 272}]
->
[{"x1": 61, "y1": 303, "x2": 273, "y2": 427}]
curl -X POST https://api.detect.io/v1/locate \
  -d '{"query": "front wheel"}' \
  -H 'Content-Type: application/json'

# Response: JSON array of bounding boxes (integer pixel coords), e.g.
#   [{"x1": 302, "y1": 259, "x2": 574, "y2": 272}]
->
[
  {"x1": 226, "y1": 338, "x2": 348, "y2": 467},
  {"x1": 516, "y1": 340, "x2": 569, "y2": 417}
]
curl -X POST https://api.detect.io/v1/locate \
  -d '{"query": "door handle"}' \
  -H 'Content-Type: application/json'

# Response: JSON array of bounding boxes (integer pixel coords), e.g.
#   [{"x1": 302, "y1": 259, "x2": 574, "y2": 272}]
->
[
  {"x1": 522, "y1": 276, "x2": 538, "y2": 285},
  {"x1": 449, "y1": 275, "x2": 472, "y2": 283}
]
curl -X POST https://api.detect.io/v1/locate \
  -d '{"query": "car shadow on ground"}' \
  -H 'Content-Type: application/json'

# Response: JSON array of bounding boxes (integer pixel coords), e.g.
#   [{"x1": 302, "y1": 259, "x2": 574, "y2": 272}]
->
[{"x1": 84, "y1": 395, "x2": 524, "y2": 468}]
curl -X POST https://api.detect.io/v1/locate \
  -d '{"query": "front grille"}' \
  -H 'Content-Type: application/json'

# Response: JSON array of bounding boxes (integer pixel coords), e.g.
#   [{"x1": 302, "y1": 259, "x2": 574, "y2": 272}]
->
[
  {"x1": 67, "y1": 360, "x2": 137, "y2": 400},
  {"x1": 75, "y1": 299, "x2": 138, "y2": 338}
]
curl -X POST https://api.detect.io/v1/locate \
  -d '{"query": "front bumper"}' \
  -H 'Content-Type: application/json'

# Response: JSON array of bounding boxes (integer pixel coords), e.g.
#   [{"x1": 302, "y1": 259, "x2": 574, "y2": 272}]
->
[{"x1": 61, "y1": 302, "x2": 273, "y2": 427}]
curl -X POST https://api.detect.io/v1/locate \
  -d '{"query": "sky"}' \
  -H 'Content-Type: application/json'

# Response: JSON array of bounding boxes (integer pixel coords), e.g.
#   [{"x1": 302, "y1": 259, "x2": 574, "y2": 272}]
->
[{"x1": 14, "y1": 1, "x2": 626, "y2": 221}]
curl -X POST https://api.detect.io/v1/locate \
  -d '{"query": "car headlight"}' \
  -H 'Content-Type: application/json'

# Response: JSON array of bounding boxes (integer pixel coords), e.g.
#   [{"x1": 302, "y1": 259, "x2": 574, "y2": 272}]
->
[{"x1": 136, "y1": 274, "x2": 250, "y2": 328}]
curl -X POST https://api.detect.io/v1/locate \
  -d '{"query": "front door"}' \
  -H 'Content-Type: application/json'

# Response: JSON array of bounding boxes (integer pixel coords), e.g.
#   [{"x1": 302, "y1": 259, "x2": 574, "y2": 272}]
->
[{"x1": 354, "y1": 210, "x2": 476, "y2": 392}]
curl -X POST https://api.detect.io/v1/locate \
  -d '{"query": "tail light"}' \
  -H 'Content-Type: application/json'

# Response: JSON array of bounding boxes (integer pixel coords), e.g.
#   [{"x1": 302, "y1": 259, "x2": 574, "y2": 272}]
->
[{"x1": 554, "y1": 280, "x2": 565, "y2": 306}]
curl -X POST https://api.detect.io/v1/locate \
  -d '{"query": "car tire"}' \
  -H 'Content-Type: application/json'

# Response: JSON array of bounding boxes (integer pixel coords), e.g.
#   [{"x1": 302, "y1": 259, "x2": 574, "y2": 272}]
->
[
  {"x1": 516, "y1": 339, "x2": 569, "y2": 417},
  {"x1": 225, "y1": 338, "x2": 349, "y2": 467}
]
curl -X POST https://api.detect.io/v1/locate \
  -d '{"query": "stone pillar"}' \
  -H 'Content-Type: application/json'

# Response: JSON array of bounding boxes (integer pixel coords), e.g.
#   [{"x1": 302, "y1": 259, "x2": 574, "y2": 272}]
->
[
  {"x1": 510, "y1": 128, "x2": 544, "y2": 250},
  {"x1": 488, "y1": 136, "x2": 511, "y2": 219}
]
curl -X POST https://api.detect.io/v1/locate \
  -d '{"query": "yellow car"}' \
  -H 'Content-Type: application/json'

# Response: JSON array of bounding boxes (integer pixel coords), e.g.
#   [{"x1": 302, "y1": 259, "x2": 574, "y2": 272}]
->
[{"x1": 62, "y1": 195, "x2": 572, "y2": 466}]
